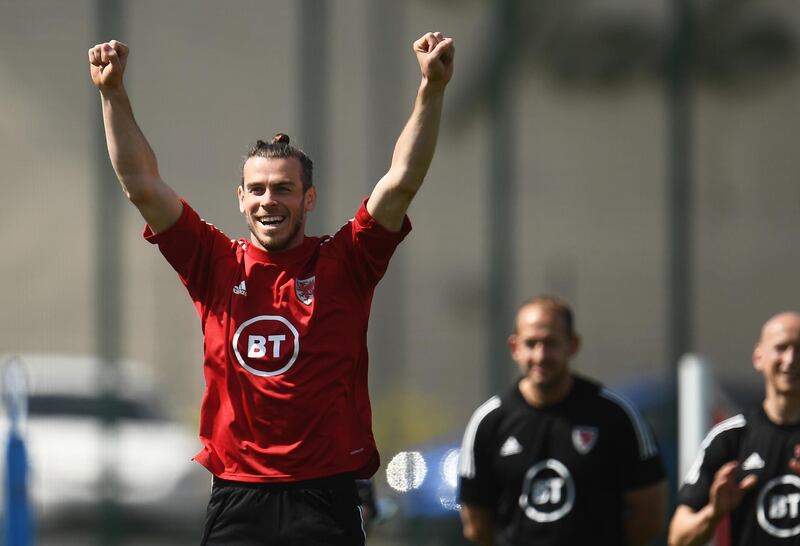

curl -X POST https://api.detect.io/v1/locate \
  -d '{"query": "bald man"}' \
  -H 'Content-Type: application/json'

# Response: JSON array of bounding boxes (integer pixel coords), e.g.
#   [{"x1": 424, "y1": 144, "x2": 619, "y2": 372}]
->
[
  {"x1": 669, "y1": 312, "x2": 800, "y2": 546},
  {"x1": 458, "y1": 296, "x2": 667, "y2": 546}
]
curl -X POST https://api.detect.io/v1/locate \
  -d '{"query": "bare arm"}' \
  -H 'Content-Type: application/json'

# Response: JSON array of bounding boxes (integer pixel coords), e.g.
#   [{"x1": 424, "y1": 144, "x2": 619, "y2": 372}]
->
[
  {"x1": 88, "y1": 40, "x2": 182, "y2": 233},
  {"x1": 668, "y1": 504, "x2": 721, "y2": 546},
  {"x1": 460, "y1": 503, "x2": 495, "y2": 546},
  {"x1": 667, "y1": 461, "x2": 758, "y2": 546},
  {"x1": 623, "y1": 480, "x2": 668, "y2": 546},
  {"x1": 367, "y1": 32, "x2": 454, "y2": 231}
]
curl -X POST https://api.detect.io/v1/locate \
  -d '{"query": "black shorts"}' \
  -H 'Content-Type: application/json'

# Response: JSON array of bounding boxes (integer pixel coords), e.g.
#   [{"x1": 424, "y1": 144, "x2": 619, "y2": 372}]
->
[{"x1": 200, "y1": 473, "x2": 366, "y2": 546}]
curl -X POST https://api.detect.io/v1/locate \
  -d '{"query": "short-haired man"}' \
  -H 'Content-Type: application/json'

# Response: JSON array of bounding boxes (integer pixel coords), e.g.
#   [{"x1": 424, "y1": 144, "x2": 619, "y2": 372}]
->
[
  {"x1": 669, "y1": 312, "x2": 800, "y2": 546},
  {"x1": 458, "y1": 296, "x2": 668, "y2": 546},
  {"x1": 88, "y1": 32, "x2": 453, "y2": 546}
]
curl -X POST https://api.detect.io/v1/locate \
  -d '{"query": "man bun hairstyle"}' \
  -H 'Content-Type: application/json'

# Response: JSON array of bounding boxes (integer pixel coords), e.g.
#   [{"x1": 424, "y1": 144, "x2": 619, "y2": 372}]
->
[
  {"x1": 271, "y1": 133, "x2": 290, "y2": 145},
  {"x1": 242, "y1": 133, "x2": 313, "y2": 190}
]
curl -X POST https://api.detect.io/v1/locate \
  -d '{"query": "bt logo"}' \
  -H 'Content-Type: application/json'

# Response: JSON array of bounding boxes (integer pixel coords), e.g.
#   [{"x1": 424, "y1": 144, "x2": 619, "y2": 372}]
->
[
  {"x1": 532, "y1": 477, "x2": 566, "y2": 505},
  {"x1": 757, "y1": 475, "x2": 800, "y2": 538},
  {"x1": 247, "y1": 335, "x2": 287, "y2": 359},
  {"x1": 769, "y1": 493, "x2": 800, "y2": 520},
  {"x1": 519, "y1": 459, "x2": 575, "y2": 523},
  {"x1": 232, "y1": 316, "x2": 300, "y2": 377}
]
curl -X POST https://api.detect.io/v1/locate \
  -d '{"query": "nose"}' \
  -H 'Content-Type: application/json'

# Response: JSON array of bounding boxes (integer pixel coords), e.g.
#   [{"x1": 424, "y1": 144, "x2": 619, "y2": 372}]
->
[
  {"x1": 260, "y1": 190, "x2": 278, "y2": 207},
  {"x1": 531, "y1": 342, "x2": 546, "y2": 364}
]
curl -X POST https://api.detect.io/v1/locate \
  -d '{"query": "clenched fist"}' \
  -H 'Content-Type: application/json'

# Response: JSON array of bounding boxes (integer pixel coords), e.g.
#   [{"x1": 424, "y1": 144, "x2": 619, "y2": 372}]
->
[
  {"x1": 414, "y1": 32, "x2": 454, "y2": 88},
  {"x1": 88, "y1": 40, "x2": 129, "y2": 91}
]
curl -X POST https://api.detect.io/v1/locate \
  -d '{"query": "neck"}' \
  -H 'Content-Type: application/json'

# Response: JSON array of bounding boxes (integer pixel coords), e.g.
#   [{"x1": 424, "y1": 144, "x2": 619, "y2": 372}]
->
[
  {"x1": 763, "y1": 392, "x2": 800, "y2": 425},
  {"x1": 519, "y1": 374, "x2": 574, "y2": 408}
]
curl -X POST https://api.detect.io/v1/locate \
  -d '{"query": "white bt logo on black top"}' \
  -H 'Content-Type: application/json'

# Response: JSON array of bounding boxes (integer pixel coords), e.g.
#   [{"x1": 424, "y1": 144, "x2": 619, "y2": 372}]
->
[
  {"x1": 232, "y1": 315, "x2": 300, "y2": 377},
  {"x1": 518, "y1": 459, "x2": 575, "y2": 523},
  {"x1": 757, "y1": 474, "x2": 800, "y2": 538}
]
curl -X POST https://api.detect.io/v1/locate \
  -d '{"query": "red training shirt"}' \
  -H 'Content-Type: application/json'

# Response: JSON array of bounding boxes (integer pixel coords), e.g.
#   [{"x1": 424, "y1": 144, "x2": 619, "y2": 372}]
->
[{"x1": 144, "y1": 198, "x2": 410, "y2": 482}]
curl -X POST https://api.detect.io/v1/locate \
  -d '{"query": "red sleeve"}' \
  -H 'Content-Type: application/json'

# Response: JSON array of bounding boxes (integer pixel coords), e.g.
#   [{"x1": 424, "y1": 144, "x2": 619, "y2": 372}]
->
[
  {"x1": 334, "y1": 197, "x2": 411, "y2": 289},
  {"x1": 143, "y1": 199, "x2": 234, "y2": 304}
]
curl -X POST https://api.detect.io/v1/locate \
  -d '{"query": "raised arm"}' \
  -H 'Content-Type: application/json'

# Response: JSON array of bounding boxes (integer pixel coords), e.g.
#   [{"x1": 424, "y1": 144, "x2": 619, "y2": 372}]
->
[
  {"x1": 88, "y1": 40, "x2": 182, "y2": 233},
  {"x1": 668, "y1": 461, "x2": 757, "y2": 546},
  {"x1": 366, "y1": 32, "x2": 455, "y2": 231}
]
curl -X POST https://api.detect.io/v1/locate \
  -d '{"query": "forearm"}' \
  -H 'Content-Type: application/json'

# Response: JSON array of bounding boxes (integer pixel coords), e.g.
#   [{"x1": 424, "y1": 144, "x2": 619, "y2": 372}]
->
[
  {"x1": 99, "y1": 87, "x2": 162, "y2": 202},
  {"x1": 668, "y1": 505, "x2": 720, "y2": 546},
  {"x1": 387, "y1": 77, "x2": 445, "y2": 195},
  {"x1": 366, "y1": 78, "x2": 445, "y2": 230}
]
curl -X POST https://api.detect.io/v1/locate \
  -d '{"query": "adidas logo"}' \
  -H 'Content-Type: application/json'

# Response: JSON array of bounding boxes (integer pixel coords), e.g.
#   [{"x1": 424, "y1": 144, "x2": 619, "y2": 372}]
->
[
  {"x1": 500, "y1": 436, "x2": 523, "y2": 457},
  {"x1": 232, "y1": 280, "x2": 247, "y2": 296},
  {"x1": 742, "y1": 452, "x2": 765, "y2": 471}
]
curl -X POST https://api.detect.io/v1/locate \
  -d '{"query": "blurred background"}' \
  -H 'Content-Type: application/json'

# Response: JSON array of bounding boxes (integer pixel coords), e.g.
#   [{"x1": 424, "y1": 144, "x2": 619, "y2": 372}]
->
[{"x1": 1, "y1": 0, "x2": 799, "y2": 544}]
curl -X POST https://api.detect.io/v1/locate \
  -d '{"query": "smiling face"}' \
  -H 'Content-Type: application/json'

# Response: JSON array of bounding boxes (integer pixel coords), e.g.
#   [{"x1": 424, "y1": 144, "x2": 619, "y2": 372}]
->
[
  {"x1": 754, "y1": 312, "x2": 800, "y2": 399},
  {"x1": 237, "y1": 156, "x2": 316, "y2": 252},
  {"x1": 509, "y1": 302, "x2": 580, "y2": 402}
]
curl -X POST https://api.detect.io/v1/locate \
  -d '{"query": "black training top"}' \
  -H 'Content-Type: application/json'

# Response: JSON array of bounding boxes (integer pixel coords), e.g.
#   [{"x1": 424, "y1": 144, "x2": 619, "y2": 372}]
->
[
  {"x1": 678, "y1": 408, "x2": 800, "y2": 545},
  {"x1": 458, "y1": 375, "x2": 666, "y2": 546}
]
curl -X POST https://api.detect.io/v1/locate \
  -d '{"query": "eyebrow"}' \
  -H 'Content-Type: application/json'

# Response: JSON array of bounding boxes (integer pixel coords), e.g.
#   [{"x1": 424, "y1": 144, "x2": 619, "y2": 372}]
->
[{"x1": 245, "y1": 180, "x2": 294, "y2": 189}]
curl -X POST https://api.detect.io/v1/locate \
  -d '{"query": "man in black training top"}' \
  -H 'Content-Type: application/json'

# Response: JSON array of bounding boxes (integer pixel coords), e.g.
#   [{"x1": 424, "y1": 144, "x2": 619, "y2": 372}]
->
[
  {"x1": 669, "y1": 311, "x2": 800, "y2": 546},
  {"x1": 458, "y1": 296, "x2": 668, "y2": 546}
]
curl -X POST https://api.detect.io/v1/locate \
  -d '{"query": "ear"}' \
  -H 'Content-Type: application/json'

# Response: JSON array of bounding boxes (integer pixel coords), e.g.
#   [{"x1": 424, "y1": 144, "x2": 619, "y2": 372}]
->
[
  {"x1": 568, "y1": 335, "x2": 582, "y2": 357},
  {"x1": 508, "y1": 334, "x2": 518, "y2": 359},
  {"x1": 753, "y1": 343, "x2": 763, "y2": 372},
  {"x1": 237, "y1": 185, "x2": 245, "y2": 213},
  {"x1": 304, "y1": 186, "x2": 317, "y2": 212}
]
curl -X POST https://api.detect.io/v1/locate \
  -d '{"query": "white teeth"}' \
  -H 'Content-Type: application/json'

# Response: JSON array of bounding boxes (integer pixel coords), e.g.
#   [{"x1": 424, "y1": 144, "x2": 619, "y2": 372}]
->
[{"x1": 258, "y1": 216, "x2": 284, "y2": 226}]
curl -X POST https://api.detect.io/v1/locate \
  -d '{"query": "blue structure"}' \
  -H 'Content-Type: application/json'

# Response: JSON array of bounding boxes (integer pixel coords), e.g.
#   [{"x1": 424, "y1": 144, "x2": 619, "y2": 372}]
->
[{"x1": 3, "y1": 358, "x2": 33, "y2": 546}]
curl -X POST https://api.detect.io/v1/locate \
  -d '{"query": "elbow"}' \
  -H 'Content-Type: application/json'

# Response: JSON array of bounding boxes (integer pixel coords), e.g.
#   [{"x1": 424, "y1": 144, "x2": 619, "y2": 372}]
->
[
  {"x1": 394, "y1": 185, "x2": 419, "y2": 207},
  {"x1": 114, "y1": 158, "x2": 162, "y2": 204},
  {"x1": 386, "y1": 165, "x2": 426, "y2": 196},
  {"x1": 462, "y1": 524, "x2": 478, "y2": 543},
  {"x1": 666, "y1": 505, "x2": 707, "y2": 546},
  {"x1": 666, "y1": 520, "x2": 686, "y2": 546},
  {"x1": 123, "y1": 176, "x2": 163, "y2": 206},
  {"x1": 462, "y1": 525, "x2": 490, "y2": 546},
  {"x1": 462, "y1": 521, "x2": 495, "y2": 546},
  {"x1": 392, "y1": 181, "x2": 423, "y2": 204},
  {"x1": 667, "y1": 532, "x2": 684, "y2": 546},
  {"x1": 125, "y1": 184, "x2": 153, "y2": 206},
  {"x1": 460, "y1": 508, "x2": 492, "y2": 545},
  {"x1": 666, "y1": 521, "x2": 687, "y2": 546}
]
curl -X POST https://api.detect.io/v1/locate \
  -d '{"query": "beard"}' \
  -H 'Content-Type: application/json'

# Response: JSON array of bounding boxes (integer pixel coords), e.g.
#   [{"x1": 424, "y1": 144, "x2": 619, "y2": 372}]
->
[
  {"x1": 248, "y1": 205, "x2": 306, "y2": 252},
  {"x1": 528, "y1": 362, "x2": 569, "y2": 391}
]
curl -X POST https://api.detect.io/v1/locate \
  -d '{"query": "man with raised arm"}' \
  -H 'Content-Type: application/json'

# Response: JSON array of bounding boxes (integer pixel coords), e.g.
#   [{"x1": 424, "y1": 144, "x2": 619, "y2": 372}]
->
[
  {"x1": 669, "y1": 312, "x2": 800, "y2": 546},
  {"x1": 88, "y1": 32, "x2": 454, "y2": 545},
  {"x1": 458, "y1": 296, "x2": 668, "y2": 546}
]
